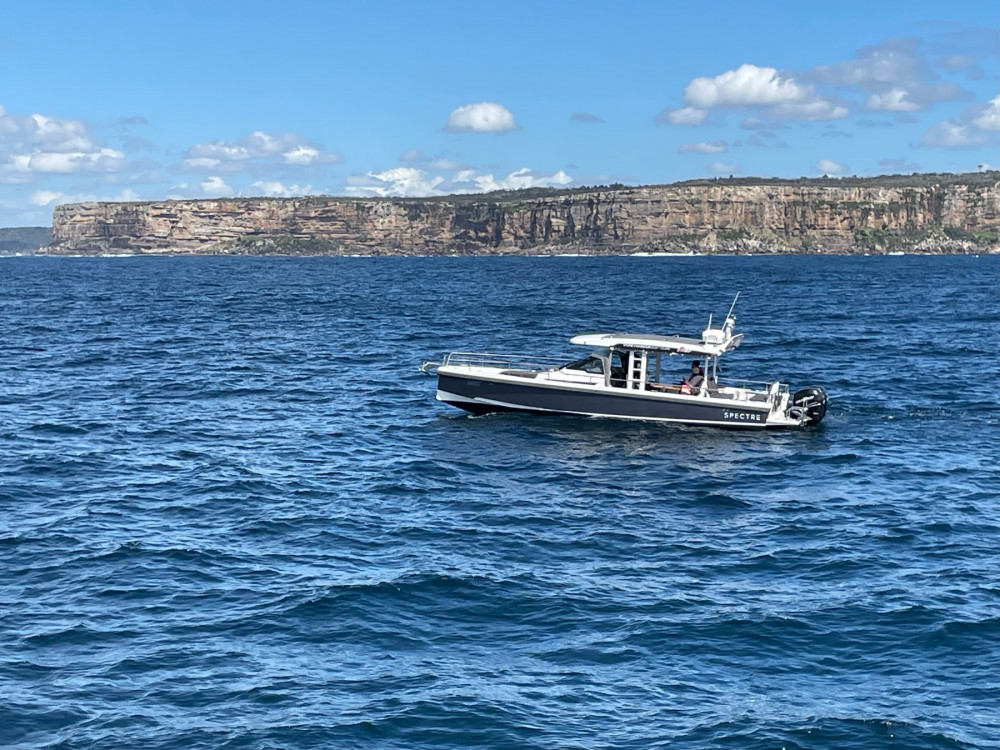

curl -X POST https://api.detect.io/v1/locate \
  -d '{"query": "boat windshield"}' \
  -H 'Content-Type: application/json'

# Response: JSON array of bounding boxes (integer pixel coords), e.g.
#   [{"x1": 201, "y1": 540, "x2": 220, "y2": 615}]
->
[{"x1": 563, "y1": 355, "x2": 605, "y2": 374}]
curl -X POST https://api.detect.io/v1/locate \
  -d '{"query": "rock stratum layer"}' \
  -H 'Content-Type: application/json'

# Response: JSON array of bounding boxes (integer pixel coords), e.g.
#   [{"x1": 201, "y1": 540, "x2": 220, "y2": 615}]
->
[{"x1": 47, "y1": 172, "x2": 1000, "y2": 255}]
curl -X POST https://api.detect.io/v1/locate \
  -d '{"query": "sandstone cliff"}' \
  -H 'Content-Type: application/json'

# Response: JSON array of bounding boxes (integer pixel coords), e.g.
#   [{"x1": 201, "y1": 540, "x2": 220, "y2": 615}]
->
[{"x1": 46, "y1": 172, "x2": 1000, "y2": 255}]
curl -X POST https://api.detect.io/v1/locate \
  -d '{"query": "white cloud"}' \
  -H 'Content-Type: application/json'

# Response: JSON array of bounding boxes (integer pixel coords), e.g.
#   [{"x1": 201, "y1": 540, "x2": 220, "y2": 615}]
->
[
  {"x1": 444, "y1": 102, "x2": 518, "y2": 133},
  {"x1": 28, "y1": 187, "x2": 140, "y2": 208},
  {"x1": 665, "y1": 107, "x2": 707, "y2": 126},
  {"x1": 865, "y1": 88, "x2": 920, "y2": 112},
  {"x1": 920, "y1": 95, "x2": 1000, "y2": 149},
  {"x1": 972, "y1": 95, "x2": 1000, "y2": 132},
  {"x1": 659, "y1": 37, "x2": 979, "y2": 129},
  {"x1": 685, "y1": 64, "x2": 810, "y2": 108},
  {"x1": 678, "y1": 140, "x2": 728, "y2": 154},
  {"x1": 766, "y1": 100, "x2": 848, "y2": 121},
  {"x1": 663, "y1": 63, "x2": 846, "y2": 124},
  {"x1": 181, "y1": 157, "x2": 222, "y2": 170},
  {"x1": 167, "y1": 176, "x2": 236, "y2": 199},
  {"x1": 30, "y1": 189, "x2": 63, "y2": 206},
  {"x1": 464, "y1": 167, "x2": 572, "y2": 192},
  {"x1": 282, "y1": 145, "x2": 319, "y2": 165},
  {"x1": 180, "y1": 130, "x2": 341, "y2": 173},
  {"x1": 814, "y1": 158, "x2": 848, "y2": 175},
  {"x1": 345, "y1": 166, "x2": 572, "y2": 198},
  {"x1": 920, "y1": 121, "x2": 989, "y2": 149},
  {"x1": 707, "y1": 162, "x2": 740, "y2": 175},
  {"x1": 0, "y1": 108, "x2": 95, "y2": 153},
  {"x1": 200, "y1": 176, "x2": 233, "y2": 197},
  {"x1": 807, "y1": 38, "x2": 972, "y2": 111},
  {"x1": 27, "y1": 148, "x2": 125, "y2": 174},
  {"x1": 810, "y1": 39, "x2": 928, "y2": 89},
  {"x1": 346, "y1": 167, "x2": 446, "y2": 198},
  {"x1": 1, "y1": 105, "x2": 130, "y2": 183},
  {"x1": 246, "y1": 180, "x2": 315, "y2": 197}
]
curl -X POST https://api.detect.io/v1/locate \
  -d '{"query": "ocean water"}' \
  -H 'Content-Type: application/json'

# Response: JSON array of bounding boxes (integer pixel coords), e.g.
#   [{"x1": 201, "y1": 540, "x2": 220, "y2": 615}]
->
[{"x1": 0, "y1": 254, "x2": 997, "y2": 750}]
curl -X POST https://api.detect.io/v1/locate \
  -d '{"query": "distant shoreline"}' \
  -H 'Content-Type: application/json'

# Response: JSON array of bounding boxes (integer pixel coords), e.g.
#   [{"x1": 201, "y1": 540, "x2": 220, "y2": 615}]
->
[
  {"x1": 36, "y1": 171, "x2": 1000, "y2": 257},
  {"x1": 9, "y1": 249, "x2": 997, "y2": 260}
]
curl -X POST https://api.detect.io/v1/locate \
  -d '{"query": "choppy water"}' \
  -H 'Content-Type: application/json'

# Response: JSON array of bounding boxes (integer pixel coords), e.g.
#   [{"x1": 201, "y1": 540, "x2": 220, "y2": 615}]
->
[{"x1": 1, "y1": 254, "x2": 997, "y2": 750}]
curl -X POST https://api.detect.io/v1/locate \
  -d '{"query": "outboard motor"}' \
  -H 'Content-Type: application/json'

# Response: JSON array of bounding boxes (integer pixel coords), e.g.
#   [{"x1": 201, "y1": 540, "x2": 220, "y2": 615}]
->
[{"x1": 790, "y1": 387, "x2": 828, "y2": 426}]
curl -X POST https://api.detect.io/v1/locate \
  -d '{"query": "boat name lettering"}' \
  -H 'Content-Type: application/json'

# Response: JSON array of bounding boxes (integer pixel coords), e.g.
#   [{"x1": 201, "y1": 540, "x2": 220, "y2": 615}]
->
[{"x1": 722, "y1": 410, "x2": 762, "y2": 422}]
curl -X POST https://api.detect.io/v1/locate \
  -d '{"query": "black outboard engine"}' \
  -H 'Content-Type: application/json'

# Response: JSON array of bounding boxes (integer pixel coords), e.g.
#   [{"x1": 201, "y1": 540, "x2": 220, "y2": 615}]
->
[{"x1": 790, "y1": 386, "x2": 828, "y2": 426}]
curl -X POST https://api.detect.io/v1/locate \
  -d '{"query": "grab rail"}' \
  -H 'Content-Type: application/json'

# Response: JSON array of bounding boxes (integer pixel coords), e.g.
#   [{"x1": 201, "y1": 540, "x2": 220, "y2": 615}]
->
[
  {"x1": 720, "y1": 378, "x2": 789, "y2": 394},
  {"x1": 442, "y1": 351, "x2": 571, "y2": 371}
]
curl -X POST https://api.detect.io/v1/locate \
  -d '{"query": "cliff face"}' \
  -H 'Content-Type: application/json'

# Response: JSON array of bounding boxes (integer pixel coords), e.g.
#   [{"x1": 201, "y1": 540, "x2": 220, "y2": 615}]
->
[{"x1": 46, "y1": 173, "x2": 1000, "y2": 255}]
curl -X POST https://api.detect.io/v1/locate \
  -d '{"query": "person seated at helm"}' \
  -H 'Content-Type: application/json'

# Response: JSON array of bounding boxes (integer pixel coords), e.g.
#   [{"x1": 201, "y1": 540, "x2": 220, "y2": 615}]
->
[{"x1": 681, "y1": 360, "x2": 704, "y2": 394}]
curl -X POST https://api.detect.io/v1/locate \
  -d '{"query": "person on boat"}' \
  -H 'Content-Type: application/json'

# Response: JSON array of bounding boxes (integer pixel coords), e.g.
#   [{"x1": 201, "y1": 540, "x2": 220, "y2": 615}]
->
[{"x1": 681, "y1": 361, "x2": 704, "y2": 394}]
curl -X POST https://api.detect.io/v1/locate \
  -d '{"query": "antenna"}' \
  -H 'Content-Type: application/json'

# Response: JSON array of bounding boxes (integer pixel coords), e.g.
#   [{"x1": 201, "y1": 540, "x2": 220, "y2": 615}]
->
[{"x1": 726, "y1": 292, "x2": 740, "y2": 320}]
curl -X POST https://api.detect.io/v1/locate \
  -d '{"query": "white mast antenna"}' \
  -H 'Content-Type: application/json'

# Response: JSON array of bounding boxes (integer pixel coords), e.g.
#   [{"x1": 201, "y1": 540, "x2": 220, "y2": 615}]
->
[{"x1": 726, "y1": 292, "x2": 740, "y2": 321}]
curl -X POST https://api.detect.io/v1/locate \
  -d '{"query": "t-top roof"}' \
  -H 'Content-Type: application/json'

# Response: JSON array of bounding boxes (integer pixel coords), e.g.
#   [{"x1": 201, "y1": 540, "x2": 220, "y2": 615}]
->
[{"x1": 569, "y1": 331, "x2": 744, "y2": 357}]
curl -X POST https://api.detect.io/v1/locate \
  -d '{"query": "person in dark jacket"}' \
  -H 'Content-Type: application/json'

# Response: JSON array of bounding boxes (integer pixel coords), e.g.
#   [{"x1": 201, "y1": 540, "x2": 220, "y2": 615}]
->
[{"x1": 682, "y1": 360, "x2": 704, "y2": 393}]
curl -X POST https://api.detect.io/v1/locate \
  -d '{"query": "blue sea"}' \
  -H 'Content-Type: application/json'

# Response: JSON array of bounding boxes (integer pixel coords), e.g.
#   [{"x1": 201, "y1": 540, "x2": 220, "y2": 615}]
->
[{"x1": 1, "y1": 254, "x2": 997, "y2": 750}]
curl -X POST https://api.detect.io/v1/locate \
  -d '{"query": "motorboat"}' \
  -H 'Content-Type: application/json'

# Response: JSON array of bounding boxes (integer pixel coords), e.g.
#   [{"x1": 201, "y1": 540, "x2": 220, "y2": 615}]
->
[{"x1": 419, "y1": 297, "x2": 828, "y2": 429}]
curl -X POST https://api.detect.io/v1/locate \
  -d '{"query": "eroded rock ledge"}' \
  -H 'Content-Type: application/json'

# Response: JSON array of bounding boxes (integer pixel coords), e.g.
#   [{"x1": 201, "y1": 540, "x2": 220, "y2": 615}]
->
[{"x1": 46, "y1": 172, "x2": 1000, "y2": 256}]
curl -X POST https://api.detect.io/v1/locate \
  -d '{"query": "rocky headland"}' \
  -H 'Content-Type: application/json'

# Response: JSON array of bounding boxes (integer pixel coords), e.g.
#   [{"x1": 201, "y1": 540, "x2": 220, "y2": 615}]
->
[{"x1": 45, "y1": 172, "x2": 1000, "y2": 256}]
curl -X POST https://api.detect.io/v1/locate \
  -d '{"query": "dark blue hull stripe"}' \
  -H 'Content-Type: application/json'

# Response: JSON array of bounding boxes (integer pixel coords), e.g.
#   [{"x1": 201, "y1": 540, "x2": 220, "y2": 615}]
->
[{"x1": 437, "y1": 373, "x2": 778, "y2": 428}]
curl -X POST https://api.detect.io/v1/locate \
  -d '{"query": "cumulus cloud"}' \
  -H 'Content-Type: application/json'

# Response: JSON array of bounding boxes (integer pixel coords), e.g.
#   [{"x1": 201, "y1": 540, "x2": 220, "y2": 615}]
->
[
  {"x1": 345, "y1": 166, "x2": 572, "y2": 198},
  {"x1": 654, "y1": 106, "x2": 708, "y2": 126},
  {"x1": 814, "y1": 158, "x2": 848, "y2": 175},
  {"x1": 685, "y1": 64, "x2": 812, "y2": 108},
  {"x1": 166, "y1": 176, "x2": 236, "y2": 199},
  {"x1": 245, "y1": 180, "x2": 315, "y2": 198},
  {"x1": 657, "y1": 35, "x2": 984, "y2": 129},
  {"x1": 807, "y1": 37, "x2": 972, "y2": 111},
  {"x1": 920, "y1": 95, "x2": 1000, "y2": 149},
  {"x1": 459, "y1": 167, "x2": 572, "y2": 193},
  {"x1": 767, "y1": 99, "x2": 848, "y2": 121},
  {"x1": 0, "y1": 105, "x2": 128, "y2": 182},
  {"x1": 972, "y1": 95, "x2": 1000, "y2": 132},
  {"x1": 659, "y1": 64, "x2": 847, "y2": 125},
  {"x1": 29, "y1": 187, "x2": 140, "y2": 208},
  {"x1": 688, "y1": 64, "x2": 846, "y2": 120},
  {"x1": 920, "y1": 122, "x2": 989, "y2": 149},
  {"x1": 27, "y1": 149, "x2": 126, "y2": 174},
  {"x1": 346, "y1": 167, "x2": 445, "y2": 198},
  {"x1": 30, "y1": 189, "x2": 64, "y2": 206},
  {"x1": 179, "y1": 130, "x2": 341, "y2": 173},
  {"x1": 200, "y1": 176, "x2": 233, "y2": 197},
  {"x1": 707, "y1": 162, "x2": 740, "y2": 175},
  {"x1": 864, "y1": 88, "x2": 920, "y2": 112},
  {"x1": 445, "y1": 102, "x2": 519, "y2": 133},
  {"x1": 678, "y1": 140, "x2": 728, "y2": 154}
]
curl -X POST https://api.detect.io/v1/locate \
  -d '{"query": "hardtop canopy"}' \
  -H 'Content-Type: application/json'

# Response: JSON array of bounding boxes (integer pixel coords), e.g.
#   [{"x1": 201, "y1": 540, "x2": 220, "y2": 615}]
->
[{"x1": 568, "y1": 331, "x2": 744, "y2": 358}]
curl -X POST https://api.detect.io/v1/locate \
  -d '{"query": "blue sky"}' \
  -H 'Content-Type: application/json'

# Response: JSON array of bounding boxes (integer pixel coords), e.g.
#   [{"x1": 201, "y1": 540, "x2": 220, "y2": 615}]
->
[{"x1": 1, "y1": 0, "x2": 997, "y2": 226}]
